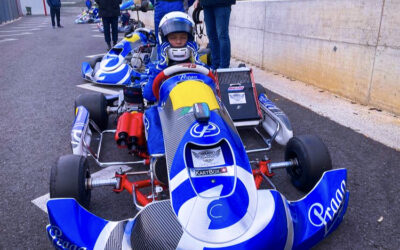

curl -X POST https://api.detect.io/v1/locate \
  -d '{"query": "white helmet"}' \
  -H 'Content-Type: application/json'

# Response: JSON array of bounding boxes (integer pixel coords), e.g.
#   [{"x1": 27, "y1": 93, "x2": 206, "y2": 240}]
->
[{"x1": 158, "y1": 11, "x2": 195, "y2": 44}]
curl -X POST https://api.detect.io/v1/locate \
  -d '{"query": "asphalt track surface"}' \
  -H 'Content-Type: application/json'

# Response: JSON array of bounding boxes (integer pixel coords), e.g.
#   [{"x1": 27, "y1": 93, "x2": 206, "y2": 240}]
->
[{"x1": 0, "y1": 7, "x2": 399, "y2": 250}]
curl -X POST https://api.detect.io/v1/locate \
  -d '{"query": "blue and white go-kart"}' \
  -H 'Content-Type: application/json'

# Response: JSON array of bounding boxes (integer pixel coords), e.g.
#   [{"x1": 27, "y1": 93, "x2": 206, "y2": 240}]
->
[
  {"x1": 47, "y1": 64, "x2": 349, "y2": 249},
  {"x1": 81, "y1": 28, "x2": 156, "y2": 86}
]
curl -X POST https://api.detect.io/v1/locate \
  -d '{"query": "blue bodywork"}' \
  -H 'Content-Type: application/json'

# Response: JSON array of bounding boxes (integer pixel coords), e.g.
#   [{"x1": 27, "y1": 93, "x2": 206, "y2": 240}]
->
[
  {"x1": 48, "y1": 72, "x2": 349, "y2": 249},
  {"x1": 81, "y1": 30, "x2": 151, "y2": 85}
]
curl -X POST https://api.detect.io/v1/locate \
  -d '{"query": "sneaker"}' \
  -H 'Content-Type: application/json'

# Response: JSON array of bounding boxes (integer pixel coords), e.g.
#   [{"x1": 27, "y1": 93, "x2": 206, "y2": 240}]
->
[{"x1": 57, "y1": 25, "x2": 64, "y2": 28}]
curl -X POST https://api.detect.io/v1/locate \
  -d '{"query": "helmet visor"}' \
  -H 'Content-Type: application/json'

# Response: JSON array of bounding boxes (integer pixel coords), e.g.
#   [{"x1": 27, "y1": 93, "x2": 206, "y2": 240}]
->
[{"x1": 160, "y1": 18, "x2": 193, "y2": 38}]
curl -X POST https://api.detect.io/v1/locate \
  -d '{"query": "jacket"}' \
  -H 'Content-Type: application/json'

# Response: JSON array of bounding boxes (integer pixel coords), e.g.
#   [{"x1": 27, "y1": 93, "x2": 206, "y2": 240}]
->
[
  {"x1": 95, "y1": 0, "x2": 122, "y2": 18},
  {"x1": 200, "y1": 0, "x2": 235, "y2": 8},
  {"x1": 46, "y1": 0, "x2": 61, "y2": 8}
]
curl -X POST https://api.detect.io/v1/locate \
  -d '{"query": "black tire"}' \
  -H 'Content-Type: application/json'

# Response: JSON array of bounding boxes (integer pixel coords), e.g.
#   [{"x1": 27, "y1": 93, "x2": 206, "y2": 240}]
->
[
  {"x1": 285, "y1": 135, "x2": 332, "y2": 192},
  {"x1": 238, "y1": 63, "x2": 246, "y2": 68},
  {"x1": 154, "y1": 157, "x2": 168, "y2": 185},
  {"x1": 75, "y1": 93, "x2": 108, "y2": 131},
  {"x1": 50, "y1": 155, "x2": 91, "y2": 208},
  {"x1": 255, "y1": 83, "x2": 266, "y2": 97},
  {"x1": 89, "y1": 56, "x2": 103, "y2": 69}
]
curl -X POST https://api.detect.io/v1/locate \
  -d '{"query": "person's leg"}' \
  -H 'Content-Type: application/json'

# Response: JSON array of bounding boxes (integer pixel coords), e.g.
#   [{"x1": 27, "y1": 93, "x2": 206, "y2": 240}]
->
[
  {"x1": 55, "y1": 8, "x2": 62, "y2": 27},
  {"x1": 214, "y1": 6, "x2": 231, "y2": 68},
  {"x1": 50, "y1": 8, "x2": 56, "y2": 27},
  {"x1": 154, "y1": 1, "x2": 184, "y2": 43},
  {"x1": 203, "y1": 7, "x2": 219, "y2": 69},
  {"x1": 102, "y1": 17, "x2": 111, "y2": 48},
  {"x1": 111, "y1": 16, "x2": 119, "y2": 45}
]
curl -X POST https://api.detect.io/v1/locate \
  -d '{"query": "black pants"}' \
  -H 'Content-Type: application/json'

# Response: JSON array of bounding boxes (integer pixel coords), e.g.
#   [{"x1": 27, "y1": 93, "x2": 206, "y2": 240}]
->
[
  {"x1": 102, "y1": 16, "x2": 118, "y2": 45},
  {"x1": 50, "y1": 7, "x2": 60, "y2": 27}
]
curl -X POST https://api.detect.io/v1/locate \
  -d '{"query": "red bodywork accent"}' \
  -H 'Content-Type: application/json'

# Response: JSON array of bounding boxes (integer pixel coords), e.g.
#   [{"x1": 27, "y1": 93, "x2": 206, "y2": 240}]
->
[
  {"x1": 114, "y1": 174, "x2": 166, "y2": 206},
  {"x1": 152, "y1": 71, "x2": 166, "y2": 100},
  {"x1": 250, "y1": 69, "x2": 263, "y2": 119},
  {"x1": 252, "y1": 160, "x2": 274, "y2": 189}
]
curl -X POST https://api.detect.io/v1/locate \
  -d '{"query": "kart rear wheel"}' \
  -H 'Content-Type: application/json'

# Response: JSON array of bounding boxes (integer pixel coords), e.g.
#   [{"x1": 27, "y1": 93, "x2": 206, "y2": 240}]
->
[
  {"x1": 284, "y1": 135, "x2": 332, "y2": 192},
  {"x1": 50, "y1": 155, "x2": 91, "y2": 208},
  {"x1": 89, "y1": 56, "x2": 103, "y2": 69},
  {"x1": 75, "y1": 93, "x2": 109, "y2": 131}
]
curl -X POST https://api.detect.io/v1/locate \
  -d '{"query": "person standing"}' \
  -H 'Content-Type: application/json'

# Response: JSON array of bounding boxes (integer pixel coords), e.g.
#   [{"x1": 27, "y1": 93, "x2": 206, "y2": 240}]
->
[
  {"x1": 46, "y1": 0, "x2": 63, "y2": 28},
  {"x1": 194, "y1": 0, "x2": 235, "y2": 69},
  {"x1": 147, "y1": 0, "x2": 194, "y2": 43},
  {"x1": 95, "y1": 0, "x2": 122, "y2": 50}
]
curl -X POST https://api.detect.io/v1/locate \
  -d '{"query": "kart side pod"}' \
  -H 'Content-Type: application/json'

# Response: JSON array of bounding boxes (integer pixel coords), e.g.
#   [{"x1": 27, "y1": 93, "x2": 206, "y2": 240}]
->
[
  {"x1": 258, "y1": 93, "x2": 293, "y2": 145},
  {"x1": 71, "y1": 106, "x2": 92, "y2": 156}
]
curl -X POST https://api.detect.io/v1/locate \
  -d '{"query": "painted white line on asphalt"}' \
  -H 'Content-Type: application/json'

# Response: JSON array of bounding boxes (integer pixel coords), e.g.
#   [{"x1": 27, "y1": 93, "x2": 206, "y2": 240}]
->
[
  {"x1": 0, "y1": 38, "x2": 17, "y2": 43},
  {"x1": 5, "y1": 26, "x2": 37, "y2": 29},
  {"x1": 31, "y1": 165, "x2": 132, "y2": 213},
  {"x1": 92, "y1": 29, "x2": 100, "y2": 32},
  {"x1": 15, "y1": 25, "x2": 41, "y2": 28},
  {"x1": 77, "y1": 83, "x2": 120, "y2": 95},
  {"x1": 86, "y1": 53, "x2": 106, "y2": 58},
  {"x1": 92, "y1": 34, "x2": 104, "y2": 38},
  {"x1": 0, "y1": 29, "x2": 39, "y2": 33},
  {"x1": 0, "y1": 32, "x2": 32, "y2": 37},
  {"x1": 62, "y1": 1, "x2": 77, "y2": 4}
]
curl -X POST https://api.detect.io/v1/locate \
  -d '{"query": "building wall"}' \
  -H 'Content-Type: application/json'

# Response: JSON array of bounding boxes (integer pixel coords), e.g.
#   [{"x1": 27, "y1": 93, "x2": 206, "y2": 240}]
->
[{"x1": 19, "y1": 0, "x2": 49, "y2": 15}]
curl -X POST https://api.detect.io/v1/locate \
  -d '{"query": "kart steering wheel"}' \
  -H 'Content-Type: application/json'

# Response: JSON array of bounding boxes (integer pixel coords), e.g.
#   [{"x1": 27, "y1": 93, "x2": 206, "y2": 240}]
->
[{"x1": 152, "y1": 63, "x2": 216, "y2": 100}]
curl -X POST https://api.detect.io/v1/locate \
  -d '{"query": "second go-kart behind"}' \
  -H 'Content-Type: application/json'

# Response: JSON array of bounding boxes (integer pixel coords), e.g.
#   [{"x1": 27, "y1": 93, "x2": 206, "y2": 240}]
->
[{"x1": 48, "y1": 63, "x2": 349, "y2": 249}]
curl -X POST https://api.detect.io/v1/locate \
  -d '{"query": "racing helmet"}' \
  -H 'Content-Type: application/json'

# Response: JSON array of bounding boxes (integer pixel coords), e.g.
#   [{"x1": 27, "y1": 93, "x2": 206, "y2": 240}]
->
[{"x1": 158, "y1": 12, "x2": 195, "y2": 62}]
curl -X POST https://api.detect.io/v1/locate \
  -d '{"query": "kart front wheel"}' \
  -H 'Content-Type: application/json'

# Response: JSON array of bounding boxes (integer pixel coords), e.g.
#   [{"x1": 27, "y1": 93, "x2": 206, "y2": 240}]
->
[
  {"x1": 50, "y1": 155, "x2": 91, "y2": 208},
  {"x1": 75, "y1": 92, "x2": 108, "y2": 131},
  {"x1": 284, "y1": 135, "x2": 332, "y2": 192}
]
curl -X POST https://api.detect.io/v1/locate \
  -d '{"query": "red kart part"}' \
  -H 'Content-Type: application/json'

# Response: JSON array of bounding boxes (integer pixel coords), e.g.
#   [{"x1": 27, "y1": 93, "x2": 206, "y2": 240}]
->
[
  {"x1": 253, "y1": 160, "x2": 274, "y2": 189},
  {"x1": 115, "y1": 112, "x2": 145, "y2": 150},
  {"x1": 152, "y1": 63, "x2": 216, "y2": 100},
  {"x1": 114, "y1": 173, "x2": 167, "y2": 206}
]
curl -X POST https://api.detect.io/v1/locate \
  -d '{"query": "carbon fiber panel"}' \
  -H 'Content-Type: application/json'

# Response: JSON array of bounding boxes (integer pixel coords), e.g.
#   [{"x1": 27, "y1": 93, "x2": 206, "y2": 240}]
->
[
  {"x1": 159, "y1": 99, "x2": 196, "y2": 171},
  {"x1": 130, "y1": 200, "x2": 183, "y2": 250},
  {"x1": 105, "y1": 221, "x2": 128, "y2": 250},
  {"x1": 217, "y1": 71, "x2": 251, "y2": 85}
]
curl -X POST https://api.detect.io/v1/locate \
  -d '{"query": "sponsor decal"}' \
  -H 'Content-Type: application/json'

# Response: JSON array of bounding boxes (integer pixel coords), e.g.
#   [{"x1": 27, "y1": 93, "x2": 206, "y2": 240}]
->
[
  {"x1": 180, "y1": 63, "x2": 197, "y2": 69},
  {"x1": 190, "y1": 122, "x2": 220, "y2": 138},
  {"x1": 228, "y1": 85, "x2": 245, "y2": 91},
  {"x1": 180, "y1": 107, "x2": 193, "y2": 115},
  {"x1": 195, "y1": 167, "x2": 227, "y2": 176},
  {"x1": 308, "y1": 180, "x2": 347, "y2": 235},
  {"x1": 191, "y1": 147, "x2": 225, "y2": 168},
  {"x1": 48, "y1": 225, "x2": 86, "y2": 250},
  {"x1": 179, "y1": 74, "x2": 198, "y2": 81},
  {"x1": 228, "y1": 92, "x2": 246, "y2": 105}
]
